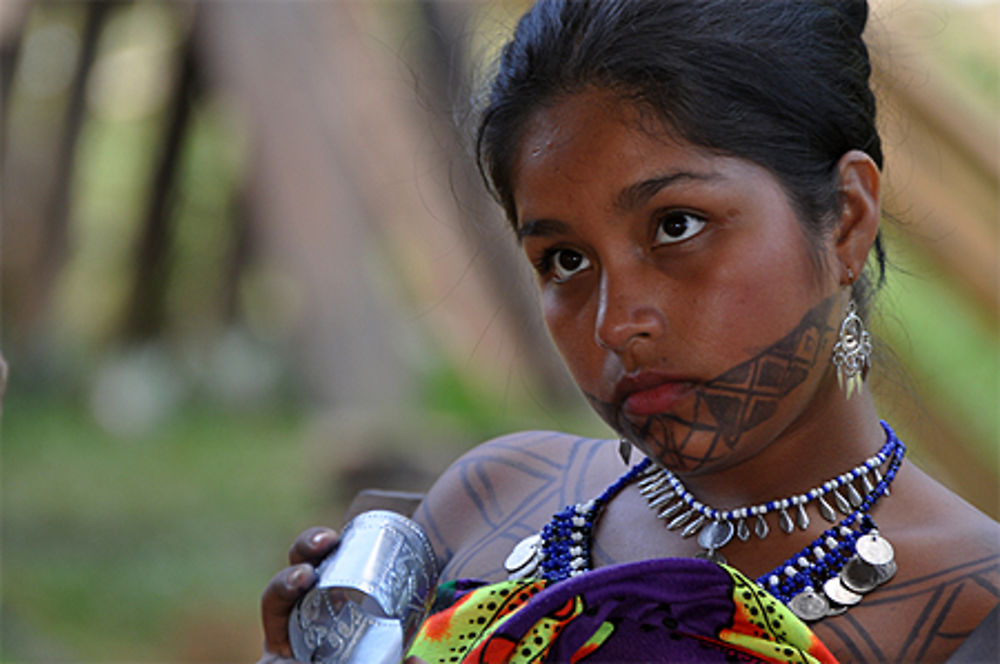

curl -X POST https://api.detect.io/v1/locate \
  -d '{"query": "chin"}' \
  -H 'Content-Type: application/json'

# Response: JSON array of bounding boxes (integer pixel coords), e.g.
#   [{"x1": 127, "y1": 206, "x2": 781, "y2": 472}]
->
[{"x1": 618, "y1": 414, "x2": 714, "y2": 473}]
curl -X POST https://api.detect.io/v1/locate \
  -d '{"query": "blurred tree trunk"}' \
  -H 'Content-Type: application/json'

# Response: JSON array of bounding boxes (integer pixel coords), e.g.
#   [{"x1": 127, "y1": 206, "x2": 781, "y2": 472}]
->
[
  {"x1": 220, "y1": 187, "x2": 253, "y2": 324},
  {"x1": 0, "y1": 0, "x2": 29, "y2": 148},
  {"x1": 1, "y1": 1, "x2": 110, "y2": 351},
  {"x1": 195, "y1": 1, "x2": 415, "y2": 407},
  {"x1": 415, "y1": 0, "x2": 579, "y2": 403},
  {"x1": 121, "y1": 30, "x2": 198, "y2": 342},
  {"x1": 42, "y1": 2, "x2": 108, "y2": 280}
]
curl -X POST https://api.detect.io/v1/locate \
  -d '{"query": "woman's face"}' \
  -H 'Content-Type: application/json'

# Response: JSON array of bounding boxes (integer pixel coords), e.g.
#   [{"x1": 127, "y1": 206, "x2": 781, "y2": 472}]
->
[{"x1": 511, "y1": 90, "x2": 845, "y2": 474}]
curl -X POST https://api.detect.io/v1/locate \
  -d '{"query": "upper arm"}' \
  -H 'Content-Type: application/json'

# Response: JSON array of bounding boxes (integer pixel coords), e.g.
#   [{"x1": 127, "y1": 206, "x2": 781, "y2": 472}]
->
[{"x1": 412, "y1": 430, "x2": 609, "y2": 582}]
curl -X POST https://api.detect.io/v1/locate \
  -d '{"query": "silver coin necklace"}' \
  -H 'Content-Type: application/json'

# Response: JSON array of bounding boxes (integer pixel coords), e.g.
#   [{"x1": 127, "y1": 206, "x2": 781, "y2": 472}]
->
[
  {"x1": 635, "y1": 420, "x2": 906, "y2": 622},
  {"x1": 504, "y1": 421, "x2": 906, "y2": 624}
]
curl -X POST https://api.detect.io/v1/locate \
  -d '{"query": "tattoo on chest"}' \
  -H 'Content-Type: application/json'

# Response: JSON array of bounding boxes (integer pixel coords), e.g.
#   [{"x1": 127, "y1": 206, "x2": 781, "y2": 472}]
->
[
  {"x1": 585, "y1": 296, "x2": 836, "y2": 471},
  {"x1": 815, "y1": 553, "x2": 1000, "y2": 662}
]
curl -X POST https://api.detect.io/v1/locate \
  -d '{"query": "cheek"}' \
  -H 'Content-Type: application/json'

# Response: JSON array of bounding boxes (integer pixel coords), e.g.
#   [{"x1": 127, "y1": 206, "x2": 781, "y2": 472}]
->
[
  {"x1": 541, "y1": 290, "x2": 597, "y2": 380},
  {"x1": 690, "y1": 231, "x2": 826, "y2": 355}
]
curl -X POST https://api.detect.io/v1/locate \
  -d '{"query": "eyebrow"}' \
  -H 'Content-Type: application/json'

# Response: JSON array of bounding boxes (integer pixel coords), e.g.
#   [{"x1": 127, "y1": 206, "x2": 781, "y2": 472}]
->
[
  {"x1": 516, "y1": 218, "x2": 570, "y2": 243},
  {"x1": 614, "y1": 170, "x2": 721, "y2": 213},
  {"x1": 516, "y1": 169, "x2": 721, "y2": 243}
]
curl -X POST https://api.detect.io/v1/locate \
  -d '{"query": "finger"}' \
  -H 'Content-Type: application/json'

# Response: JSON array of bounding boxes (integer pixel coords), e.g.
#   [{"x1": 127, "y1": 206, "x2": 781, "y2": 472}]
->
[
  {"x1": 256, "y1": 652, "x2": 299, "y2": 664},
  {"x1": 261, "y1": 564, "x2": 315, "y2": 657},
  {"x1": 288, "y1": 526, "x2": 338, "y2": 566},
  {"x1": 404, "y1": 657, "x2": 430, "y2": 664}
]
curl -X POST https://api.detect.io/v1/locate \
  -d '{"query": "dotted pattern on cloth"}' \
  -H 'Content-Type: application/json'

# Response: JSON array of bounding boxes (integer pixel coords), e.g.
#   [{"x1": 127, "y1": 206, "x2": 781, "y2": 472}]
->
[{"x1": 407, "y1": 563, "x2": 836, "y2": 664}]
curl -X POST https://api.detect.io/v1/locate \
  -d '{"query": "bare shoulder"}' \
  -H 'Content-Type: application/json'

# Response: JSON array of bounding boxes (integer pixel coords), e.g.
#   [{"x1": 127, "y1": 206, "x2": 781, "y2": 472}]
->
[
  {"x1": 813, "y1": 461, "x2": 1000, "y2": 663},
  {"x1": 412, "y1": 430, "x2": 618, "y2": 583}
]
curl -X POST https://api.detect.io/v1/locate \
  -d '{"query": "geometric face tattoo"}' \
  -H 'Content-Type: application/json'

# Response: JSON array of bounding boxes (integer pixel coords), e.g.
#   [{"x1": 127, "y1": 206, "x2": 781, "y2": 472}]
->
[{"x1": 585, "y1": 295, "x2": 837, "y2": 472}]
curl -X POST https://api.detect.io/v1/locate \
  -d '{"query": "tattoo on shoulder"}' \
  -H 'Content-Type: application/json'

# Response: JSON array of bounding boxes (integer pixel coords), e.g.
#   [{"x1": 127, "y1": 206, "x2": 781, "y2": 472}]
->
[
  {"x1": 415, "y1": 433, "x2": 609, "y2": 579},
  {"x1": 815, "y1": 553, "x2": 1000, "y2": 663}
]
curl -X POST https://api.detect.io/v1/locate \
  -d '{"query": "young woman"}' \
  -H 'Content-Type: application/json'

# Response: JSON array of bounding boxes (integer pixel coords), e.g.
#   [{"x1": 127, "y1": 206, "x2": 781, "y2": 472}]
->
[{"x1": 259, "y1": 2, "x2": 999, "y2": 662}]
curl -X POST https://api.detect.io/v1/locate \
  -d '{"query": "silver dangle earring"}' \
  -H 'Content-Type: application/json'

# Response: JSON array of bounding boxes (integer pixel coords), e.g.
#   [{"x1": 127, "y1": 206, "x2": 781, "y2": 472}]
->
[
  {"x1": 832, "y1": 299, "x2": 872, "y2": 399},
  {"x1": 618, "y1": 438, "x2": 632, "y2": 465}
]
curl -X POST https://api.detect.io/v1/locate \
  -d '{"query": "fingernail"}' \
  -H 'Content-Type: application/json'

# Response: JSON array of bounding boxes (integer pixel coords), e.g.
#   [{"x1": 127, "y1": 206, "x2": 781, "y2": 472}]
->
[
  {"x1": 310, "y1": 531, "x2": 331, "y2": 547},
  {"x1": 288, "y1": 565, "x2": 308, "y2": 588}
]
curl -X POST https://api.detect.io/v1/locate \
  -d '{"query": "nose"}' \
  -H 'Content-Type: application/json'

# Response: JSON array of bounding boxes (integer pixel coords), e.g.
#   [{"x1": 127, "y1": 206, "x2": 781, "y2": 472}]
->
[{"x1": 594, "y1": 262, "x2": 668, "y2": 353}]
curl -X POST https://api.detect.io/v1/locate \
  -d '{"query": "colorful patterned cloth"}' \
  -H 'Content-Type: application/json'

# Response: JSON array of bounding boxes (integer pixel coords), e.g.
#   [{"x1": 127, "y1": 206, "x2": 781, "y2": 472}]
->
[{"x1": 408, "y1": 558, "x2": 837, "y2": 663}]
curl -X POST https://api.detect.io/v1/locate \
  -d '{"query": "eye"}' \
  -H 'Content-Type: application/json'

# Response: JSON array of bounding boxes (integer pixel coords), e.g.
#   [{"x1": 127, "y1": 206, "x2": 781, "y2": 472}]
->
[
  {"x1": 654, "y1": 211, "x2": 707, "y2": 245},
  {"x1": 539, "y1": 248, "x2": 592, "y2": 282}
]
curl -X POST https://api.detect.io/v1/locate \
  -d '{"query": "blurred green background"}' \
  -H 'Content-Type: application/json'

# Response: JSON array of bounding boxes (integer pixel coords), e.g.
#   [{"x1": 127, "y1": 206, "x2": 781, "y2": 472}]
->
[{"x1": 1, "y1": 0, "x2": 996, "y2": 660}]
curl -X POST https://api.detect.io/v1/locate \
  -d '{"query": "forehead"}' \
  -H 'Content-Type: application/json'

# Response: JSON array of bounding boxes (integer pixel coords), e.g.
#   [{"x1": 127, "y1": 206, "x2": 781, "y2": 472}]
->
[
  {"x1": 515, "y1": 90, "x2": 671, "y2": 173},
  {"x1": 510, "y1": 90, "x2": 718, "y2": 219}
]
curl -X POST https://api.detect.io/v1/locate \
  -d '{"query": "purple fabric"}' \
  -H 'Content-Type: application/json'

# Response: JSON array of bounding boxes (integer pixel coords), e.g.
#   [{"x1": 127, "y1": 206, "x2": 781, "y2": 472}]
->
[{"x1": 492, "y1": 558, "x2": 768, "y2": 662}]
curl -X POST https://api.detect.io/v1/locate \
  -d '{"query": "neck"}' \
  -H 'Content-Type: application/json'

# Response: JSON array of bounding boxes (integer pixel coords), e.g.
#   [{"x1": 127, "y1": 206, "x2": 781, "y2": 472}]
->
[{"x1": 675, "y1": 379, "x2": 885, "y2": 511}]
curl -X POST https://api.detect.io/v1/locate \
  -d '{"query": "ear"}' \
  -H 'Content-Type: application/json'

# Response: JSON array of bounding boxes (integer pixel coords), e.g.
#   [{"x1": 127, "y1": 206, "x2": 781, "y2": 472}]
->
[{"x1": 833, "y1": 150, "x2": 881, "y2": 286}]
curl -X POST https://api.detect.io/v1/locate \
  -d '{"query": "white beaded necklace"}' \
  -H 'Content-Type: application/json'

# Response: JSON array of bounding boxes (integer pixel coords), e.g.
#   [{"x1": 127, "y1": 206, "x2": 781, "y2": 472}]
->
[{"x1": 637, "y1": 429, "x2": 898, "y2": 561}]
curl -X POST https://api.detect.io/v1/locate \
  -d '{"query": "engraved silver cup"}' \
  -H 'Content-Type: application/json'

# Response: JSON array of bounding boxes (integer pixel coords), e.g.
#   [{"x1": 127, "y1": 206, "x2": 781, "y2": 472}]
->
[{"x1": 288, "y1": 510, "x2": 439, "y2": 664}]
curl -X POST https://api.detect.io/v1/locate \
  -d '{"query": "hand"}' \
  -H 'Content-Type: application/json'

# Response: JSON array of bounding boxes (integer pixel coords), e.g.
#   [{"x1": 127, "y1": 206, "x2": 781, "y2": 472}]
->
[{"x1": 257, "y1": 527, "x2": 339, "y2": 663}]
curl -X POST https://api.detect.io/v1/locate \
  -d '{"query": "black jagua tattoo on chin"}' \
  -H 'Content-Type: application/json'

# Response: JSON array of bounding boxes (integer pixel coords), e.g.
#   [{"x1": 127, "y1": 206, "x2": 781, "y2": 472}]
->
[{"x1": 586, "y1": 296, "x2": 837, "y2": 471}]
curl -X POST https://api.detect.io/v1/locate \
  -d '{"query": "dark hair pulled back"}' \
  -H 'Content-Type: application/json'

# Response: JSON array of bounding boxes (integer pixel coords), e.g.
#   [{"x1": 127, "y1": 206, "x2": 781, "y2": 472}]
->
[{"x1": 476, "y1": 0, "x2": 886, "y2": 309}]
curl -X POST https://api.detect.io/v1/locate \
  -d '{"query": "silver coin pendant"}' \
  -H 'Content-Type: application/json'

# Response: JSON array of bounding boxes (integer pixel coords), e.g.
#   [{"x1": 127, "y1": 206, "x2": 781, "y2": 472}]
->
[
  {"x1": 856, "y1": 532, "x2": 894, "y2": 566},
  {"x1": 840, "y1": 557, "x2": 879, "y2": 594},
  {"x1": 504, "y1": 534, "x2": 541, "y2": 576},
  {"x1": 825, "y1": 604, "x2": 848, "y2": 618},
  {"x1": 788, "y1": 588, "x2": 830, "y2": 622},
  {"x1": 823, "y1": 576, "x2": 862, "y2": 607},
  {"x1": 875, "y1": 559, "x2": 898, "y2": 585}
]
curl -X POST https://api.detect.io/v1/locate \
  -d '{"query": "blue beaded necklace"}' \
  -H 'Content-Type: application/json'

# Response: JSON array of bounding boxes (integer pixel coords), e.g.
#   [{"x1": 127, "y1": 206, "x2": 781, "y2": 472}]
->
[
  {"x1": 533, "y1": 422, "x2": 906, "y2": 622},
  {"x1": 538, "y1": 457, "x2": 652, "y2": 581},
  {"x1": 758, "y1": 435, "x2": 904, "y2": 618}
]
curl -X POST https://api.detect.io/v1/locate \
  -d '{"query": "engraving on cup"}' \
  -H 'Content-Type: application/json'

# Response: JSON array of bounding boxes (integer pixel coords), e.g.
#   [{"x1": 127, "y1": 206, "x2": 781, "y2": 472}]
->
[
  {"x1": 290, "y1": 590, "x2": 381, "y2": 662},
  {"x1": 289, "y1": 510, "x2": 438, "y2": 663}
]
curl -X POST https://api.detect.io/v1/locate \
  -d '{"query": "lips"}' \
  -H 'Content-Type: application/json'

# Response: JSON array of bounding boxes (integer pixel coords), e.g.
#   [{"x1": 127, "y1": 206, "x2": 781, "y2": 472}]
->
[{"x1": 616, "y1": 372, "x2": 695, "y2": 417}]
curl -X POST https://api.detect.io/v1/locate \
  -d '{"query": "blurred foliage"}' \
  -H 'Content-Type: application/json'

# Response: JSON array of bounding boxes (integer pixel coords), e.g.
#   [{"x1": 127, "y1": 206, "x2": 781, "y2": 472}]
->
[
  {"x1": 875, "y1": 231, "x2": 999, "y2": 460},
  {"x1": 922, "y1": 1, "x2": 999, "y2": 110},
  {"x1": 0, "y1": 351, "x2": 603, "y2": 660},
  {"x1": 419, "y1": 344, "x2": 607, "y2": 443},
  {"x1": 2, "y1": 386, "x2": 312, "y2": 659},
  {"x1": 1, "y1": 0, "x2": 997, "y2": 661}
]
